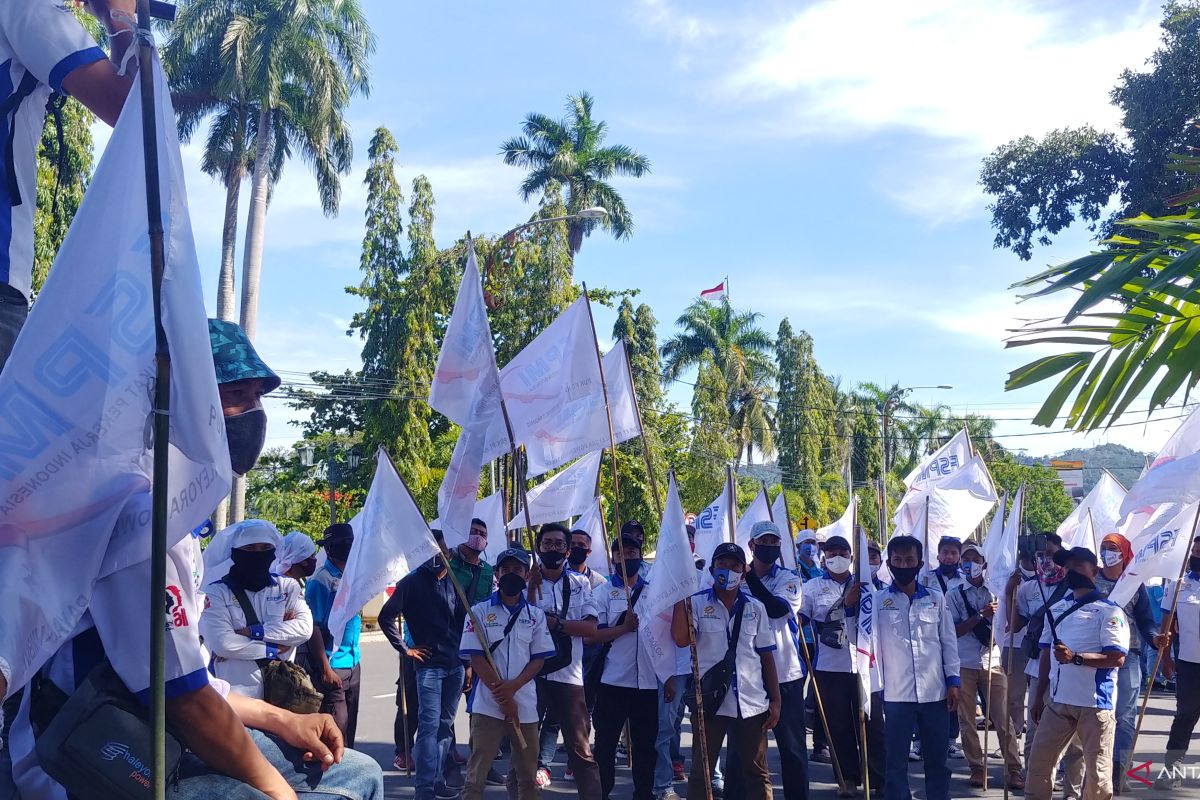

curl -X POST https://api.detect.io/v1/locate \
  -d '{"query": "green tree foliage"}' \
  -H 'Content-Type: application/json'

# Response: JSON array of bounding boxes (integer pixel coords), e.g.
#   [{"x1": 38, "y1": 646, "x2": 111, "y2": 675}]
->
[
  {"x1": 775, "y1": 319, "x2": 833, "y2": 512},
  {"x1": 681, "y1": 354, "x2": 737, "y2": 512},
  {"x1": 501, "y1": 92, "x2": 650, "y2": 253},
  {"x1": 989, "y1": 455, "x2": 1075, "y2": 535},
  {"x1": 980, "y1": 1, "x2": 1200, "y2": 259},
  {"x1": 662, "y1": 297, "x2": 777, "y2": 465}
]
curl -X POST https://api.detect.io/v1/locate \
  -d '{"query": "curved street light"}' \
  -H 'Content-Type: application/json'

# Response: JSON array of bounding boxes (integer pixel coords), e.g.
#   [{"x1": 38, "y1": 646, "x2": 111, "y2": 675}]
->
[{"x1": 482, "y1": 207, "x2": 609, "y2": 309}]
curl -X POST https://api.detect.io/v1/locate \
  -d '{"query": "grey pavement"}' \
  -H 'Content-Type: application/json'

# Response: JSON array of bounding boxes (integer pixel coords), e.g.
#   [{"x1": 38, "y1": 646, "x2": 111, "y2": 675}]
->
[{"x1": 349, "y1": 636, "x2": 1200, "y2": 798}]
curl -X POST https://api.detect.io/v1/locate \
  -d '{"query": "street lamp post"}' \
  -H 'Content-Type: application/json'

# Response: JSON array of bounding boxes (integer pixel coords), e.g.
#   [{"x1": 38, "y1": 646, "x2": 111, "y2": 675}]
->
[
  {"x1": 878, "y1": 384, "x2": 953, "y2": 535},
  {"x1": 300, "y1": 443, "x2": 361, "y2": 525},
  {"x1": 482, "y1": 206, "x2": 608, "y2": 309}
]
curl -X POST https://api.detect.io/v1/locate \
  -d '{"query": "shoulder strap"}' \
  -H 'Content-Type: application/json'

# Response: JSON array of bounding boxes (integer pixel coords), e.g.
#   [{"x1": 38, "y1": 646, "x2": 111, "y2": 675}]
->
[
  {"x1": 1054, "y1": 598, "x2": 1093, "y2": 628},
  {"x1": 958, "y1": 585, "x2": 978, "y2": 617},
  {"x1": 936, "y1": 572, "x2": 948, "y2": 594},
  {"x1": 560, "y1": 575, "x2": 571, "y2": 617},
  {"x1": 222, "y1": 578, "x2": 270, "y2": 669},
  {"x1": 488, "y1": 605, "x2": 524, "y2": 654},
  {"x1": 721, "y1": 596, "x2": 748, "y2": 666}
]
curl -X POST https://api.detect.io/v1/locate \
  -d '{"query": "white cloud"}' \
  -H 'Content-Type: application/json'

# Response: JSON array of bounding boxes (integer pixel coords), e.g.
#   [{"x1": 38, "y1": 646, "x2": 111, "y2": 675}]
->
[
  {"x1": 722, "y1": 0, "x2": 1162, "y2": 149},
  {"x1": 634, "y1": 0, "x2": 716, "y2": 45}
]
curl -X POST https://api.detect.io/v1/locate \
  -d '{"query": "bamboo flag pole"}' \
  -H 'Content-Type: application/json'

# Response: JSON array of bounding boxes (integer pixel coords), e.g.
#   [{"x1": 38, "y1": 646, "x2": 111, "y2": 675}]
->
[
  {"x1": 1131, "y1": 504, "x2": 1200, "y2": 758},
  {"x1": 382, "y1": 447, "x2": 528, "y2": 748},
  {"x1": 622, "y1": 337, "x2": 664, "y2": 520},
  {"x1": 725, "y1": 466, "x2": 737, "y2": 544},
  {"x1": 768, "y1": 493, "x2": 849, "y2": 795},
  {"x1": 134, "y1": 4, "x2": 171, "y2": 795}
]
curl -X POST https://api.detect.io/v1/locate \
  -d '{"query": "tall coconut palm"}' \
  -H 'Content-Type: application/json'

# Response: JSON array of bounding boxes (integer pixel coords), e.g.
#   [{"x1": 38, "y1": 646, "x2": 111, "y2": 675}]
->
[
  {"x1": 855, "y1": 382, "x2": 916, "y2": 478},
  {"x1": 662, "y1": 297, "x2": 777, "y2": 465},
  {"x1": 501, "y1": 92, "x2": 650, "y2": 253}
]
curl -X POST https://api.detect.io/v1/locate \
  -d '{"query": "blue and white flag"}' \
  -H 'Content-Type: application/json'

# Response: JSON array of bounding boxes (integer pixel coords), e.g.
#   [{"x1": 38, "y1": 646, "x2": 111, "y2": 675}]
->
[{"x1": 0, "y1": 56, "x2": 230, "y2": 695}]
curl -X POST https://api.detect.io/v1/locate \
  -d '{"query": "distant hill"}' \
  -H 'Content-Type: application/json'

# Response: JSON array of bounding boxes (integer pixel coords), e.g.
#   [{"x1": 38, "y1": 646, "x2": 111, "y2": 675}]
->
[{"x1": 1051, "y1": 443, "x2": 1150, "y2": 493}]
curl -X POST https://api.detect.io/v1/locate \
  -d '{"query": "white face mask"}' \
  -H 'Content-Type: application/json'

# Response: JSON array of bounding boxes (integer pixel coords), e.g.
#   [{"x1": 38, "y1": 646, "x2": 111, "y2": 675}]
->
[
  {"x1": 824, "y1": 555, "x2": 852, "y2": 575},
  {"x1": 1019, "y1": 566, "x2": 1036, "y2": 579},
  {"x1": 1101, "y1": 550, "x2": 1124, "y2": 568},
  {"x1": 965, "y1": 562, "x2": 985, "y2": 580}
]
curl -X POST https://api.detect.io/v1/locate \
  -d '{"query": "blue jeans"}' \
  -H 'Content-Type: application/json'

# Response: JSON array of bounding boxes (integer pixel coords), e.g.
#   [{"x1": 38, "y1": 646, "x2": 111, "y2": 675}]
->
[
  {"x1": 0, "y1": 285, "x2": 26, "y2": 377},
  {"x1": 1114, "y1": 658, "x2": 1142, "y2": 770},
  {"x1": 414, "y1": 664, "x2": 465, "y2": 800},
  {"x1": 884, "y1": 700, "x2": 950, "y2": 800},
  {"x1": 653, "y1": 675, "x2": 688, "y2": 794}
]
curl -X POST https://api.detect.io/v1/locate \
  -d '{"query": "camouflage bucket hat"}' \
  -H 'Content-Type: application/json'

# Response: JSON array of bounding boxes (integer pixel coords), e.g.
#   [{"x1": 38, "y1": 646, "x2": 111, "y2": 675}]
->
[{"x1": 208, "y1": 319, "x2": 281, "y2": 392}]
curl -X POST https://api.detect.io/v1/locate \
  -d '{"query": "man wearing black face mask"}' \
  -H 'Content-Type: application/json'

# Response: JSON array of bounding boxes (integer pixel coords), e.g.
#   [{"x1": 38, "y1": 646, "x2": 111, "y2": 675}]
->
[
  {"x1": 525, "y1": 523, "x2": 601, "y2": 797},
  {"x1": 569, "y1": 528, "x2": 608, "y2": 590},
  {"x1": 201, "y1": 521, "x2": 313, "y2": 699},
  {"x1": 1027, "y1": 548, "x2": 1129, "y2": 800},
  {"x1": 307, "y1": 524, "x2": 363, "y2": 747}
]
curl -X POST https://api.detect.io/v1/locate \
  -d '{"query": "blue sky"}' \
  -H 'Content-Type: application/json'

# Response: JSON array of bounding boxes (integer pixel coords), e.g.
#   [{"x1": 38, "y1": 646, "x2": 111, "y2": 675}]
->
[{"x1": 155, "y1": 0, "x2": 1188, "y2": 458}]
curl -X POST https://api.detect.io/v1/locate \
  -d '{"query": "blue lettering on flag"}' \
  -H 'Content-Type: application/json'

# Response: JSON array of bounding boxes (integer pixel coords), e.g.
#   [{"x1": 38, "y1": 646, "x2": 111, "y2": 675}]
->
[
  {"x1": 34, "y1": 327, "x2": 127, "y2": 396},
  {"x1": 0, "y1": 387, "x2": 72, "y2": 480}
]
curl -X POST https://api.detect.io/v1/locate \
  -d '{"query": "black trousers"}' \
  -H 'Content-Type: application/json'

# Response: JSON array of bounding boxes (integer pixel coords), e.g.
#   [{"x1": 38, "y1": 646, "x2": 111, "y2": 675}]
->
[
  {"x1": 593, "y1": 683, "x2": 659, "y2": 800},
  {"x1": 1167, "y1": 658, "x2": 1200, "y2": 754},
  {"x1": 726, "y1": 678, "x2": 810, "y2": 800},
  {"x1": 320, "y1": 663, "x2": 361, "y2": 748},
  {"x1": 393, "y1": 655, "x2": 420, "y2": 755},
  {"x1": 812, "y1": 670, "x2": 882, "y2": 788}
]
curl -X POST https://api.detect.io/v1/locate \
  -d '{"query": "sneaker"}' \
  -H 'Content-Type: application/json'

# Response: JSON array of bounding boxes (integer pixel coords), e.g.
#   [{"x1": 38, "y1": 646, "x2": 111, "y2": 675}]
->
[
  {"x1": 434, "y1": 784, "x2": 460, "y2": 800},
  {"x1": 393, "y1": 753, "x2": 412, "y2": 771},
  {"x1": 673, "y1": 760, "x2": 686, "y2": 782},
  {"x1": 657, "y1": 791, "x2": 681, "y2": 800},
  {"x1": 1006, "y1": 771, "x2": 1025, "y2": 791},
  {"x1": 811, "y1": 747, "x2": 832, "y2": 764},
  {"x1": 535, "y1": 768, "x2": 552, "y2": 788},
  {"x1": 969, "y1": 768, "x2": 985, "y2": 788},
  {"x1": 908, "y1": 742, "x2": 922, "y2": 762},
  {"x1": 948, "y1": 743, "x2": 965, "y2": 759},
  {"x1": 711, "y1": 782, "x2": 724, "y2": 799},
  {"x1": 485, "y1": 767, "x2": 505, "y2": 786}
]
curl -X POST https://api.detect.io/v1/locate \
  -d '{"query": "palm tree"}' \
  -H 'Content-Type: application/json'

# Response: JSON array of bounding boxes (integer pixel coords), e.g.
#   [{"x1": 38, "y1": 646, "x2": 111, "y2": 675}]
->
[
  {"x1": 662, "y1": 297, "x2": 776, "y2": 465},
  {"x1": 501, "y1": 92, "x2": 650, "y2": 253},
  {"x1": 855, "y1": 382, "x2": 916, "y2": 478},
  {"x1": 906, "y1": 402, "x2": 953, "y2": 466}
]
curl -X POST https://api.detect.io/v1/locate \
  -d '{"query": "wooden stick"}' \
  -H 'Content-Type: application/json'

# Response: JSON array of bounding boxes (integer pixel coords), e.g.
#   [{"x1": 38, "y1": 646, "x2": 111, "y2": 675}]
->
[
  {"x1": 1130, "y1": 504, "x2": 1200, "y2": 759},
  {"x1": 684, "y1": 599, "x2": 714, "y2": 800},
  {"x1": 725, "y1": 466, "x2": 737, "y2": 545},
  {"x1": 397, "y1": 639, "x2": 413, "y2": 776},
  {"x1": 582, "y1": 285, "x2": 623, "y2": 544}
]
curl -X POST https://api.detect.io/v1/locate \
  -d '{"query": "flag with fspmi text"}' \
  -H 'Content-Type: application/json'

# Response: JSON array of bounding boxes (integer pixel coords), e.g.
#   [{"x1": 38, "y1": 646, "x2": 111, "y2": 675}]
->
[{"x1": 0, "y1": 57, "x2": 230, "y2": 697}]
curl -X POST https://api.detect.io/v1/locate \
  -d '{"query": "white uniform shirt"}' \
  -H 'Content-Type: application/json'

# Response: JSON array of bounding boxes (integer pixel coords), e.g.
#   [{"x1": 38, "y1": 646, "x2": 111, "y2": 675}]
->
[
  {"x1": 800, "y1": 575, "x2": 856, "y2": 673},
  {"x1": 1038, "y1": 590, "x2": 1129, "y2": 709},
  {"x1": 1020, "y1": 579, "x2": 1071, "y2": 679},
  {"x1": 460, "y1": 593, "x2": 556, "y2": 723},
  {"x1": 1164, "y1": 572, "x2": 1200, "y2": 664},
  {"x1": 873, "y1": 583, "x2": 961, "y2": 704},
  {"x1": 923, "y1": 568, "x2": 965, "y2": 596},
  {"x1": 751, "y1": 564, "x2": 805, "y2": 684},
  {"x1": 530, "y1": 569, "x2": 600, "y2": 685},
  {"x1": 576, "y1": 565, "x2": 609, "y2": 592},
  {"x1": 688, "y1": 590, "x2": 776, "y2": 718},
  {"x1": 11, "y1": 536, "x2": 213, "y2": 800},
  {"x1": 0, "y1": 2, "x2": 107, "y2": 299},
  {"x1": 946, "y1": 581, "x2": 1002, "y2": 671},
  {"x1": 199, "y1": 575, "x2": 313, "y2": 698},
  {"x1": 592, "y1": 575, "x2": 658, "y2": 690}
]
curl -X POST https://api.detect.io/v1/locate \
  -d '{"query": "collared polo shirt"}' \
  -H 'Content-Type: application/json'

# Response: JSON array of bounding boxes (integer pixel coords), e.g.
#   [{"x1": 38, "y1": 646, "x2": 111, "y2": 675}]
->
[
  {"x1": 873, "y1": 582, "x2": 961, "y2": 704},
  {"x1": 1039, "y1": 590, "x2": 1129, "y2": 709},
  {"x1": 800, "y1": 574, "x2": 856, "y2": 673},
  {"x1": 530, "y1": 569, "x2": 599, "y2": 685},
  {"x1": 591, "y1": 573, "x2": 657, "y2": 690},
  {"x1": 460, "y1": 592, "x2": 555, "y2": 723},
  {"x1": 688, "y1": 589, "x2": 776, "y2": 718},
  {"x1": 306, "y1": 561, "x2": 361, "y2": 670},
  {"x1": 946, "y1": 580, "x2": 1002, "y2": 670}
]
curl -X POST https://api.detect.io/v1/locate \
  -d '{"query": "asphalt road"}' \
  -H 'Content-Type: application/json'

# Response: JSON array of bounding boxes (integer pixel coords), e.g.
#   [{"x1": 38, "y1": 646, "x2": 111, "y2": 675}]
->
[{"x1": 348, "y1": 635, "x2": 1200, "y2": 798}]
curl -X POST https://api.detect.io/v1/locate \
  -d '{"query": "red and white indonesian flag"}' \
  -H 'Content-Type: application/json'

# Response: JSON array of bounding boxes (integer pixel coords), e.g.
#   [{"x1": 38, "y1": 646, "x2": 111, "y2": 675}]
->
[
  {"x1": 0, "y1": 57, "x2": 231, "y2": 694},
  {"x1": 770, "y1": 491, "x2": 798, "y2": 569},
  {"x1": 693, "y1": 483, "x2": 732, "y2": 565},
  {"x1": 734, "y1": 487, "x2": 771, "y2": 554},
  {"x1": 1059, "y1": 472, "x2": 1125, "y2": 553},
  {"x1": 903, "y1": 429, "x2": 972, "y2": 488},
  {"x1": 330, "y1": 448, "x2": 439, "y2": 650},
  {"x1": 699, "y1": 281, "x2": 726, "y2": 302},
  {"x1": 508, "y1": 450, "x2": 601, "y2": 530},
  {"x1": 481, "y1": 298, "x2": 609, "y2": 477}
]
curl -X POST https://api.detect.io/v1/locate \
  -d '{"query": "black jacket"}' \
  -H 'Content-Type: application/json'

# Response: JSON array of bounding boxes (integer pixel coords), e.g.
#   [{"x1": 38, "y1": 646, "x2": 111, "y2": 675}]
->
[{"x1": 378, "y1": 564, "x2": 468, "y2": 670}]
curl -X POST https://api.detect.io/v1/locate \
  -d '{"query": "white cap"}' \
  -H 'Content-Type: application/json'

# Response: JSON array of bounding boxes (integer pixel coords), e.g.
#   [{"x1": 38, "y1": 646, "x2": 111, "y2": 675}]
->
[
  {"x1": 272, "y1": 531, "x2": 317, "y2": 575},
  {"x1": 203, "y1": 519, "x2": 283, "y2": 584}
]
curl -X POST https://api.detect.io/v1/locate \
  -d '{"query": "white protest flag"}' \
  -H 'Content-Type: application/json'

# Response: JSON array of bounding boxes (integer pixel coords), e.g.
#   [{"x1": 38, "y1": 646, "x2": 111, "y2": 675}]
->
[
  {"x1": 329, "y1": 449, "x2": 439, "y2": 649},
  {"x1": 894, "y1": 454, "x2": 997, "y2": 536},
  {"x1": 429, "y1": 242, "x2": 500, "y2": 427},
  {"x1": 816, "y1": 496, "x2": 857, "y2": 545},
  {"x1": 572, "y1": 497, "x2": 611, "y2": 575},
  {"x1": 1120, "y1": 406, "x2": 1200, "y2": 517},
  {"x1": 438, "y1": 379, "x2": 503, "y2": 549},
  {"x1": 771, "y1": 491, "x2": 798, "y2": 570},
  {"x1": 645, "y1": 474, "x2": 701, "y2": 615},
  {"x1": 1109, "y1": 501, "x2": 1200, "y2": 606},
  {"x1": 854, "y1": 523, "x2": 880, "y2": 699},
  {"x1": 1059, "y1": 472, "x2": 1126, "y2": 552},
  {"x1": 984, "y1": 490, "x2": 1017, "y2": 602},
  {"x1": 490, "y1": 298, "x2": 609, "y2": 476},
  {"x1": 735, "y1": 488, "x2": 771, "y2": 553},
  {"x1": 602, "y1": 341, "x2": 641, "y2": 445},
  {"x1": 0, "y1": 57, "x2": 230, "y2": 694},
  {"x1": 904, "y1": 429, "x2": 972, "y2": 488},
  {"x1": 508, "y1": 450, "x2": 602, "y2": 530},
  {"x1": 693, "y1": 482, "x2": 732, "y2": 565}
]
